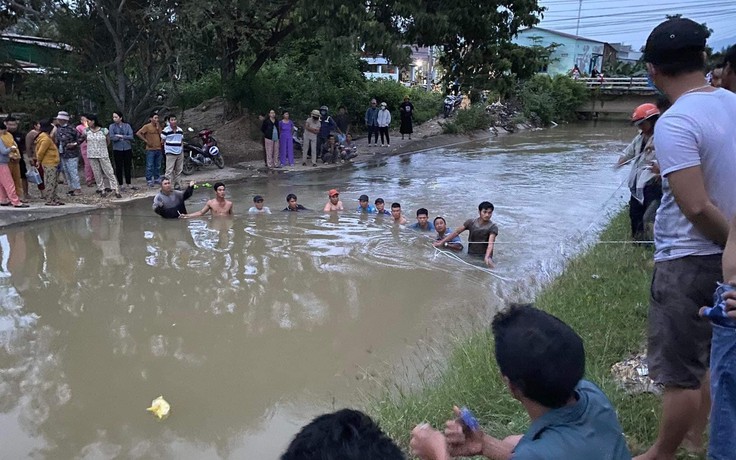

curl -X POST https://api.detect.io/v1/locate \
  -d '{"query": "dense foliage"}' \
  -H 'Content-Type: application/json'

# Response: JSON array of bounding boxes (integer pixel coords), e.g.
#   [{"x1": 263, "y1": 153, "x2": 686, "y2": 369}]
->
[{"x1": 519, "y1": 75, "x2": 589, "y2": 125}]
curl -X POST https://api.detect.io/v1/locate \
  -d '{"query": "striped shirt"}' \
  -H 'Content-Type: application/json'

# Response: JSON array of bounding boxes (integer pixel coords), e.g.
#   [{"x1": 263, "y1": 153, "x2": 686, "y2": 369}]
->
[{"x1": 161, "y1": 126, "x2": 184, "y2": 155}]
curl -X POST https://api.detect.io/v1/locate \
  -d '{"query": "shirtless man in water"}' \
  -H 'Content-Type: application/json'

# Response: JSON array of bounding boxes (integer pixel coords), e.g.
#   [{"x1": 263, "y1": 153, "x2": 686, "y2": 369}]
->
[
  {"x1": 323, "y1": 189, "x2": 343, "y2": 212},
  {"x1": 179, "y1": 182, "x2": 233, "y2": 218}
]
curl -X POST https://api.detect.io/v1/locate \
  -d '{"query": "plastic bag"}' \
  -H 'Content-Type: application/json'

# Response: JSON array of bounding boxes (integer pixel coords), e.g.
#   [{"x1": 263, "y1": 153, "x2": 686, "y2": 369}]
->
[{"x1": 26, "y1": 166, "x2": 42, "y2": 185}]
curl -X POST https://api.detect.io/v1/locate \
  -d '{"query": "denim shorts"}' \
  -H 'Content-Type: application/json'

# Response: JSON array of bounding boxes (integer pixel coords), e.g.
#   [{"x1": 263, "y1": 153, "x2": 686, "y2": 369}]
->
[
  {"x1": 647, "y1": 255, "x2": 721, "y2": 388},
  {"x1": 709, "y1": 323, "x2": 736, "y2": 459}
]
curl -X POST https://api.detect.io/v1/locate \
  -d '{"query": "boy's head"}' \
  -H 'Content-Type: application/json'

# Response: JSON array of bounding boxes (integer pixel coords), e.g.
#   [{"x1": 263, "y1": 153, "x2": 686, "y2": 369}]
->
[
  {"x1": 478, "y1": 201, "x2": 494, "y2": 222},
  {"x1": 416, "y1": 208, "x2": 429, "y2": 226},
  {"x1": 359, "y1": 194, "x2": 370, "y2": 209},
  {"x1": 375, "y1": 198, "x2": 385, "y2": 212},
  {"x1": 213, "y1": 182, "x2": 225, "y2": 197},
  {"x1": 492, "y1": 304, "x2": 585, "y2": 408},
  {"x1": 644, "y1": 18, "x2": 708, "y2": 80},
  {"x1": 281, "y1": 409, "x2": 404, "y2": 460},
  {"x1": 253, "y1": 195, "x2": 265, "y2": 209},
  {"x1": 391, "y1": 203, "x2": 402, "y2": 220}
]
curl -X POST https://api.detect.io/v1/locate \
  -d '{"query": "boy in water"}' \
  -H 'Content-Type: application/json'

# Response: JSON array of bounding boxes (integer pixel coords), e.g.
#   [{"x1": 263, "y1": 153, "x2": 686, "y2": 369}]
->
[
  {"x1": 323, "y1": 189, "x2": 343, "y2": 211},
  {"x1": 179, "y1": 182, "x2": 233, "y2": 218}
]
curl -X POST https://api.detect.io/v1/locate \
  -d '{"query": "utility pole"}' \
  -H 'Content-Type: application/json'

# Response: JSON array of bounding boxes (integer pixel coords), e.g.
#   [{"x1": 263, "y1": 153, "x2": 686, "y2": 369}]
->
[{"x1": 574, "y1": 0, "x2": 583, "y2": 71}]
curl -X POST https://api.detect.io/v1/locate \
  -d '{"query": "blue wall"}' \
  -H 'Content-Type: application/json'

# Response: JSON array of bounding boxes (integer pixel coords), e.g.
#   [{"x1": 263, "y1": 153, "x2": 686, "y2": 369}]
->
[{"x1": 513, "y1": 28, "x2": 605, "y2": 76}]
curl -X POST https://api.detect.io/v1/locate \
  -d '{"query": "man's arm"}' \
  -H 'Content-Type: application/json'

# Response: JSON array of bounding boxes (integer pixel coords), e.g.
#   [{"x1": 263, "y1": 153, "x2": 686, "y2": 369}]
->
[
  {"x1": 616, "y1": 137, "x2": 638, "y2": 167},
  {"x1": 485, "y1": 233, "x2": 497, "y2": 268},
  {"x1": 136, "y1": 126, "x2": 148, "y2": 144},
  {"x1": 182, "y1": 181, "x2": 196, "y2": 201},
  {"x1": 446, "y1": 241, "x2": 464, "y2": 251},
  {"x1": 668, "y1": 165, "x2": 729, "y2": 247},
  {"x1": 434, "y1": 225, "x2": 466, "y2": 247},
  {"x1": 152, "y1": 194, "x2": 164, "y2": 211},
  {"x1": 323, "y1": 202, "x2": 332, "y2": 212},
  {"x1": 180, "y1": 203, "x2": 211, "y2": 218}
]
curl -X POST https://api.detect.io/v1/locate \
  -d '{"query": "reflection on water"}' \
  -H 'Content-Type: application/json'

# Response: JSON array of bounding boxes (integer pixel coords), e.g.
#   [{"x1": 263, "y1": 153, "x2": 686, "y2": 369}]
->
[{"x1": 0, "y1": 123, "x2": 631, "y2": 458}]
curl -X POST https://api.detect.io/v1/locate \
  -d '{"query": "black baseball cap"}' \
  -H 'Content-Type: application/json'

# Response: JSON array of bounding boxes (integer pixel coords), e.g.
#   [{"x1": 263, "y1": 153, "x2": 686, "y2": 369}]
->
[
  {"x1": 375, "y1": 198, "x2": 384, "y2": 204},
  {"x1": 358, "y1": 194, "x2": 369, "y2": 202},
  {"x1": 253, "y1": 195, "x2": 264, "y2": 202},
  {"x1": 644, "y1": 18, "x2": 708, "y2": 65}
]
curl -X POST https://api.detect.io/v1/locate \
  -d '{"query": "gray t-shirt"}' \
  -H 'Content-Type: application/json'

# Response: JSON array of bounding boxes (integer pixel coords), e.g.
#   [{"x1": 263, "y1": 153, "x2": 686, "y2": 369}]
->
[
  {"x1": 463, "y1": 218, "x2": 499, "y2": 256},
  {"x1": 653, "y1": 89, "x2": 736, "y2": 262}
]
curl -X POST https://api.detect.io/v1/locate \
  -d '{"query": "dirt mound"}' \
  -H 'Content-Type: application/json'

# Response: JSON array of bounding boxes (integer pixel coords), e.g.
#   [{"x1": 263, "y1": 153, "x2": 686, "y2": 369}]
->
[{"x1": 179, "y1": 97, "x2": 263, "y2": 163}]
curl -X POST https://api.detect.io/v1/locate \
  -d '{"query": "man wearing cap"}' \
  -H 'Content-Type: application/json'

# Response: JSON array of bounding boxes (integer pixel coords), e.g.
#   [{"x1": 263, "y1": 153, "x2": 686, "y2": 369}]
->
[
  {"x1": 374, "y1": 198, "x2": 390, "y2": 216},
  {"x1": 303, "y1": 110, "x2": 321, "y2": 167},
  {"x1": 161, "y1": 115, "x2": 184, "y2": 189},
  {"x1": 635, "y1": 18, "x2": 736, "y2": 460},
  {"x1": 54, "y1": 111, "x2": 84, "y2": 197},
  {"x1": 248, "y1": 195, "x2": 271, "y2": 214},
  {"x1": 318, "y1": 106, "x2": 336, "y2": 157},
  {"x1": 357, "y1": 194, "x2": 377, "y2": 214},
  {"x1": 323, "y1": 189, "x2": 343, "y2": 212}
]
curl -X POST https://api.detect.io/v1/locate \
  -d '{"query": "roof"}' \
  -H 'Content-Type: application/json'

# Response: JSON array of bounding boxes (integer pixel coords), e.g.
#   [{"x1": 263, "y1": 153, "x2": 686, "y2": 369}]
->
[
  {"x1": 0, "y1": 33, "x2": 73, "y2": 52},
  {"x1": 517, "y1": 27, "x2": 607, "y2": 45}
]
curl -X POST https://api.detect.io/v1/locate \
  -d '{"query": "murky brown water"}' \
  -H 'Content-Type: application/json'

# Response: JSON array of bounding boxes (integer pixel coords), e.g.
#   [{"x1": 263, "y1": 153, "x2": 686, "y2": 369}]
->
[{"x1": 1, "y1": 123, "x2": 632, "y2": 459}]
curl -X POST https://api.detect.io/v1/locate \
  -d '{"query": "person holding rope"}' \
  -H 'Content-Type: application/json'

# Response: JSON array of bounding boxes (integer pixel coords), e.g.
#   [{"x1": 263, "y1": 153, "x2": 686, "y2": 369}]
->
[
  {"x1": 616, "y1": 103, "x2": 662, "y2": 240},
  {"x1": 434, "y1": 201, "x2": 498, "y2": 268}
]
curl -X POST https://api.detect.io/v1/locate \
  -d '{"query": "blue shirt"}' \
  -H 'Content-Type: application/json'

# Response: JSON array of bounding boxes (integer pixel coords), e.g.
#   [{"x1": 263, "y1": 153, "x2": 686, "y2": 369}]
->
[
  {"x1": 410, "y1": 222, "x2": 435, "y2": 232},
  {"x1": 512, "y1": 380, "x2": 631, "y2": 460},
  {"x1": 161, "y1": 126, "x2": 184, "y2": 155},
  {"x1": 436, "y1": 228, "x2": 462, "y2": 244},
  {"x1": 357, "y1": 204, "x2": 377, "y2": 214},
  {"x1": 109, "y1": 122, "x2": 134, "y2": 151}
]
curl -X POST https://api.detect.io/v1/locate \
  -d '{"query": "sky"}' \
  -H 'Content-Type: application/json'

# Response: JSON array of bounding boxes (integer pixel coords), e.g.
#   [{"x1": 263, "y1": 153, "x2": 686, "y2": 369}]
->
[{"x1": 536, "y1": 0, "x2": 736, "y2": 51}]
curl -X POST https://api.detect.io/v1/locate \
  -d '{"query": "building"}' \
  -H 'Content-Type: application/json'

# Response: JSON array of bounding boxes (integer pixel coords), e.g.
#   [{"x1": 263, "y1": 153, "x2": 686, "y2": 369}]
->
[
  {"x1": 0, "y1": 33, "x2": 72, "y2": 96},
  {"x1": 361, "y1": 46, "x2": 440, "y2": 88},
  {"x1": 513, "y1": 27, "x2": 617, "y2": 76},
  {"x1": 609, "y1": 43, "x2": 643, "y2": 64},
  {"x1": 362, "y1": 56, "x2": 400, "y2": 82}
]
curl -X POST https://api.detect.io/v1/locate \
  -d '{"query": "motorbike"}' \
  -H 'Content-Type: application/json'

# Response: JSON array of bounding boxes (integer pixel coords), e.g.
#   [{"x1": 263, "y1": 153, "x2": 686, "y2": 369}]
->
[
  {"x1": 443, "y1": 93, "x2": 463, "y2": 118},
  {"x1": 292, "y1": 125, "x2": 303, "y2": 152},
  {"x1": 182, "y1": 127, "x2": 224, "y2": 175}
]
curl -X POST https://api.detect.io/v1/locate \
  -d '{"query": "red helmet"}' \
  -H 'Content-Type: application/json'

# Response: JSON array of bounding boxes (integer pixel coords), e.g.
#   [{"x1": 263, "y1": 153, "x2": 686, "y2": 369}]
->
[{"x1": 631, "y1": 103, "x2": 660, "y2": 124}]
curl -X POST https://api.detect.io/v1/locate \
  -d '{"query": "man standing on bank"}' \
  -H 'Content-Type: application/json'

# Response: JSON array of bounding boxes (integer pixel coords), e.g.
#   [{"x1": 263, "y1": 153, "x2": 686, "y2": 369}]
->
[{"x1": 634, "y1": 18, "x2": 736, "y2": 460}]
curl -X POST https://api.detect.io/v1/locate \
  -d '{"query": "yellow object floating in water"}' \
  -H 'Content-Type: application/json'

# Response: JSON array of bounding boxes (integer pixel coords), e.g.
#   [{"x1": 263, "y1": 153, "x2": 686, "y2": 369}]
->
[{"x1": 146, "y1": 396, "x2": 170, "y2": 419}]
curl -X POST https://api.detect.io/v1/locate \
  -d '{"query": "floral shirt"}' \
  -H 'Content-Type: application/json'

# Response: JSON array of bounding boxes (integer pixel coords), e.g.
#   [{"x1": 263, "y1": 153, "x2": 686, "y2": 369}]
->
[{"x1": 86, "y1": 128, "x2": 109, "y2": 159}]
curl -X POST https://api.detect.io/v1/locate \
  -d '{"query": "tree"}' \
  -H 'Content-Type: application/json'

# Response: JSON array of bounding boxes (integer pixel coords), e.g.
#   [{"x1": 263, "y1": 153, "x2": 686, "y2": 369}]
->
[{"x1": 397, "y1": 0, "x2": 544, "y2": 93}]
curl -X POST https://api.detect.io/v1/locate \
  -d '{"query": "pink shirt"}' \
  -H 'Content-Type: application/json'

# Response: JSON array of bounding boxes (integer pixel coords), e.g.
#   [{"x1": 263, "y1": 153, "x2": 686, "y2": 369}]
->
[{"x1": 76, "y1": 124, "x2": 87, "y2": 155}]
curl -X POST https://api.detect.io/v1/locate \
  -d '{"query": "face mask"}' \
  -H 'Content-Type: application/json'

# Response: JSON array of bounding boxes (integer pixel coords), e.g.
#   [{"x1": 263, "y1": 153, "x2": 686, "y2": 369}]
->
[{"x1": 312, "y1": 116, "x2": 318, "y2": 119}]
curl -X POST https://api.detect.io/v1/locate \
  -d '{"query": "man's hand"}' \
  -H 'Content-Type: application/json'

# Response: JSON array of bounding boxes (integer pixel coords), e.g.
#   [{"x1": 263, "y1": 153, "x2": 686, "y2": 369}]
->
[
  {"x1": 700, "y1": 289, "x2": 736, "y2": 319},
  {"x1": 433, "y1": 240, "x2": 444, "y2": 248},
  {"x1": 444, "y1": 406, "x2": 484, "y2": 457},
  {"x1": 485, "y1": 255, "x2": 495, "y2": 269},
  {"x1": 410, "y1": 424, "x2": 450, "y2": 460}
]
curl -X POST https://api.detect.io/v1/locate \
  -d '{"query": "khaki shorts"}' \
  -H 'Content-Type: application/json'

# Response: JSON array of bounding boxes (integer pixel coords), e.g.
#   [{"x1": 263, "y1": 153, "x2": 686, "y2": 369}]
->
[{"x1": 647, "y1": 254, "x2": 722, "y2": 389}]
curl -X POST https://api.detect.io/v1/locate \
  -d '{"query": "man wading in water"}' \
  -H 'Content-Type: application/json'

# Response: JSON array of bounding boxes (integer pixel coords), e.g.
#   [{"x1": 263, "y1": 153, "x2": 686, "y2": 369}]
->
[
  {"x1": 179, "y1": 182, "x2": 233, "y2": 218},
  {"x1": 152, "y1": 177, "x2": 195, "y2": 218},
  {"x1": 434, "y1": 201, "x2": 498, "y2": 268}
]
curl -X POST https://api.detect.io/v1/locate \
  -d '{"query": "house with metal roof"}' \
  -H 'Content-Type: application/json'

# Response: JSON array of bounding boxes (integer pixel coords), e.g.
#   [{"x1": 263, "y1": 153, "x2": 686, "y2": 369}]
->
[{"x1": 0, "y1": 33, "x2": 72, "y2": 96}]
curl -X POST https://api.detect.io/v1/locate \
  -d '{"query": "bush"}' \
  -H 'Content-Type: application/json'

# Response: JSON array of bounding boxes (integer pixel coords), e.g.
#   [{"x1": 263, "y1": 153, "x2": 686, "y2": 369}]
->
[
  {"x1": 176, "y1": 71, "x2": 222, "y2": 110},
  {"x1": 519, "y1": 74, "x2": 588, "y2": 125},
  {"x1": 441, "y1": 105, "x2": 490, "y2": 134}
]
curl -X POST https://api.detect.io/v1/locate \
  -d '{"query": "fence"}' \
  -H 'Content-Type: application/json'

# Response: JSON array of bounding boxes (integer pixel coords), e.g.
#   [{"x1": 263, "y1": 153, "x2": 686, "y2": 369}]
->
[{"x1": 579, "y1": 77, "x2": 653, "y2": 92}]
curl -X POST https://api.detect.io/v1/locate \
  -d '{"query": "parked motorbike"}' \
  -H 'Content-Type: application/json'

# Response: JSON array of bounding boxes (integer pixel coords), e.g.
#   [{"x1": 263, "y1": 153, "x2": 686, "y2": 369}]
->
[
  {"x1": 292, "y1": 125, "x2": 303, "y2": 152},
  {"x1": 443, "y1": 93, "x2": 463, "y2": 118},
  {"x1": 182, "y1": 127, "x2": 224, "y2": 175}
]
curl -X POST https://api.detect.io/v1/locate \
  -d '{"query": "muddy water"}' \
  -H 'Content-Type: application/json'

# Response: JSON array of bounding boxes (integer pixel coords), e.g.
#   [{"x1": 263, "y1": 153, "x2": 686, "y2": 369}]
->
[{"x1": 1, "y1": 123, "x2": 632, "y2": 459}]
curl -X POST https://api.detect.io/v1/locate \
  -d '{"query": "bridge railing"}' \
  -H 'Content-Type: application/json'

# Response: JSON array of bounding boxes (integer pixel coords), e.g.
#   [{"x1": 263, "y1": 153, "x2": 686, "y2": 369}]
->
[{"x1": 579, "y1": 76, "x2": 652, "y2": 92}]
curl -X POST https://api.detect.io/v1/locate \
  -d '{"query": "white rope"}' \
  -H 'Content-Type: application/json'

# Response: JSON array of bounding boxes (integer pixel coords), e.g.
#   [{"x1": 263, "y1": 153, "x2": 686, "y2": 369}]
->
[{"x1": 432, "y1": 247, "x2": 516, "y2": 282}]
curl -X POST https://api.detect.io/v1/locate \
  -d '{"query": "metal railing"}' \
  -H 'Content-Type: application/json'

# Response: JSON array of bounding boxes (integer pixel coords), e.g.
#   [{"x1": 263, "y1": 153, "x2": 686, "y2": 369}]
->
[{"x1": 579, "y1": 77, "x2": 653, "y2": 92}]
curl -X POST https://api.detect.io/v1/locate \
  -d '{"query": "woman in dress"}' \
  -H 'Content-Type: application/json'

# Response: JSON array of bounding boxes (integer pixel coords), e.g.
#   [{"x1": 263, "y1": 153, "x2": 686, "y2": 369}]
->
[
  {"x1": 278, "y1": 111, "x2": 295, "y2": 166},
  {"x1": 86, "y1": 114, "x2": 121, "y2": 198},
  {"x1": 399, "y1": 96, "x2": 414, "y2": 140}
]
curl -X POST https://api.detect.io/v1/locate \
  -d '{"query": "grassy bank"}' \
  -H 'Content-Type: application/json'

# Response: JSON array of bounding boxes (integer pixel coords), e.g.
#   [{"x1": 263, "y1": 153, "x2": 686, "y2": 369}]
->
[{"x1": 372, "y1": 210, "x2": 681, "y2": 457}]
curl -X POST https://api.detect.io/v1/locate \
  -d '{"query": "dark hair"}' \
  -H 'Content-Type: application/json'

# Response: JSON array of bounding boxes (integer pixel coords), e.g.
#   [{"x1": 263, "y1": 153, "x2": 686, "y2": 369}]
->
[
  {"x1": 433, "y1": 216, "x2": 446, "y2": 225},
  {"x1": 281, "y1": 409, "x2": 404, "y2": 460},
  {"x1": 416, "y1": 208, "x2": 428, "y2": 217},
  {"x1": 87, "y1": 114, "x2": 100, "y2": 127},
  {"x1": 113, "y1": 111, "x2": 124, "y2": 121},
  {"x1": 651, "y1": 49, "x2": 706, "y2": 77},
  {"x1": 213, "y1": 182, "x2": 225, "y2": 191},
  {"x1": 492, "y1": 304, "x2": 585, "y2": 408},
  {"x1": 39, "y1": 119, "x2": 53, "y2": 134},
  {"x1": 328, "y1": 134, "x2": 335, "y2": 139},
  {"x1": 0, "y1": 121, "x2": 5, "y2": 130},
  {"x1": 655, "y1": 95, "x2": 672, "y2": 114},
  {"x1": 161, "y1": 176, "x2": 171, "y2": 183},
  {"x1": 282, "y1": 110, "x2": 290, "y2": 115},
  {"x1": 375, "y1": 198, "x2": 384, "y2": 204},
  {"x1": 149, "y1": 111, "x2": 159, "y2": 119},
  {"x1": 4, "y1": 115, "x2": 17, "y2": 123},
  {"x1": 391, "y1": 202, "x2": 401, "y2": 209},
  {"x1": 286, "y1": 193, "x2": 297, "y2": 202},
  {"x1": 724, "y1": 45, "x2": 736, "y2": 68},
  {"x1": 478, "y1": 201, "x2": 494, "y2": 212}
]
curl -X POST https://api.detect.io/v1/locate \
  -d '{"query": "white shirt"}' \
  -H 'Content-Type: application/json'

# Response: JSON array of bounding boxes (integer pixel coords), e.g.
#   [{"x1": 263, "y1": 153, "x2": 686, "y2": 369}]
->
[
  {"x1": 248, "y1": 206, "x2": 271, "y2": 214},
  {"x1": 653, "y1": 89, "x2": 736, "y2": 262}
]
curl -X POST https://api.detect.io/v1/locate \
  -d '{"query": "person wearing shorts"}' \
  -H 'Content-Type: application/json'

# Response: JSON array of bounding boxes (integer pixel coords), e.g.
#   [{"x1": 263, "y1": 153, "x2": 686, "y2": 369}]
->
[{"x1": 636, "y1": 18, "x2": 736, "y2": 460}]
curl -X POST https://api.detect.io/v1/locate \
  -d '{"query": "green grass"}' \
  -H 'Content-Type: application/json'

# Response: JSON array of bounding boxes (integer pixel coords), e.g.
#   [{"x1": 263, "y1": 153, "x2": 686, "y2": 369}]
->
[{"x1": 371, "y1": 210, "x2": 701, "y2": 458}]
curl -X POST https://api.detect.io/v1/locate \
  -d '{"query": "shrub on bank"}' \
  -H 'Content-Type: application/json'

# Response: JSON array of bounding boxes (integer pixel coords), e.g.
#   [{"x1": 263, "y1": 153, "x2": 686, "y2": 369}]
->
[
  {"x1": 519, "y1": 74, "x2": 589, "y2": 125},
  {"x1": 441, "y1": 105, "x2": 491, "y2": 134},
  {"x1": 373, "y1": 211, "x2": 662, "y2": 456}
]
